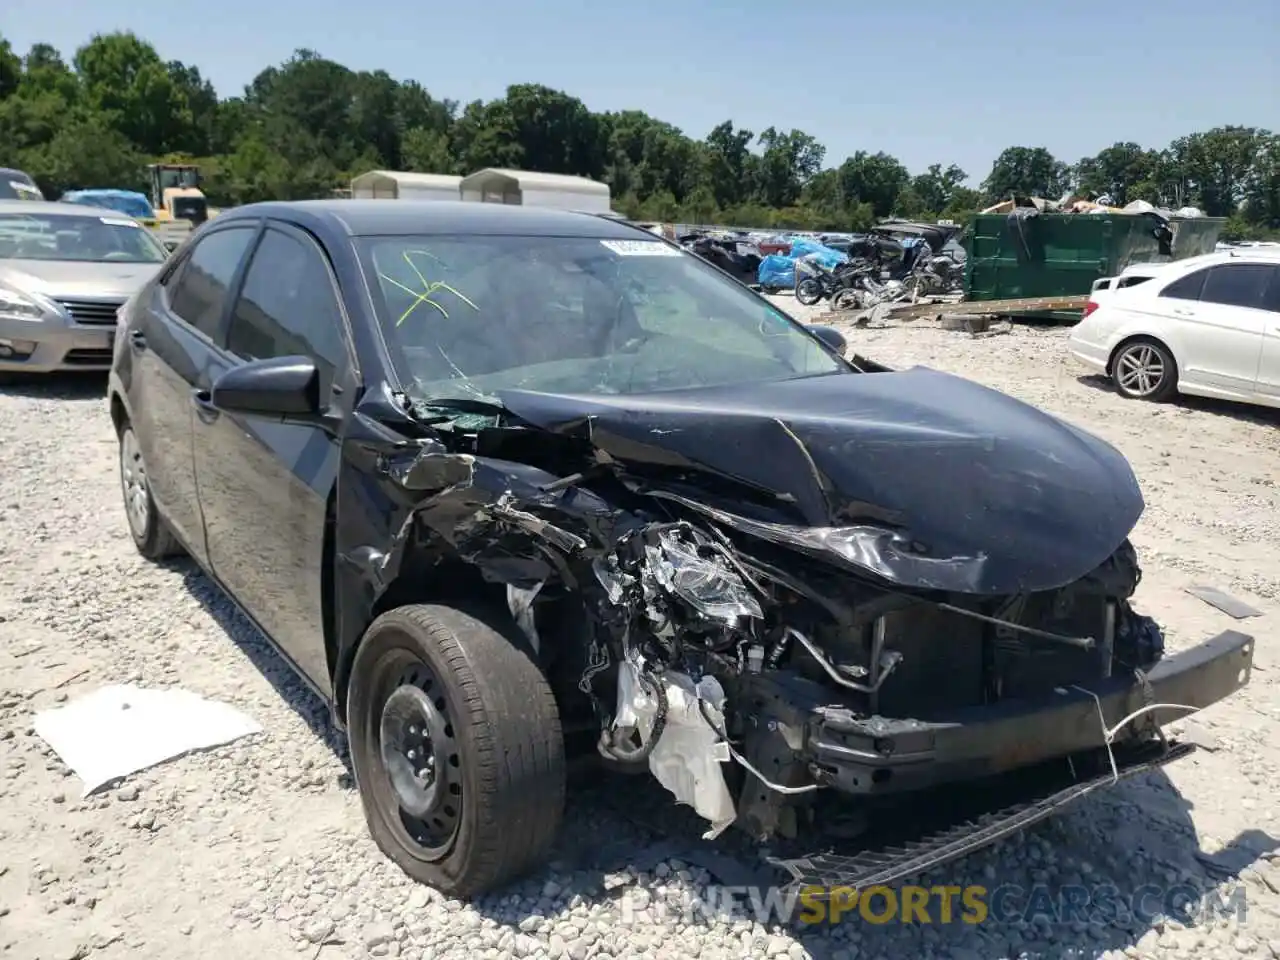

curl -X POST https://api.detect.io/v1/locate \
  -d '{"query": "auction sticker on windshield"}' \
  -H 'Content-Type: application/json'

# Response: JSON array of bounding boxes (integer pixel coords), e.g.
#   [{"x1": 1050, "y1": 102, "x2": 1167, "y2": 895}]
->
[
  {"x1": 100, "y1": 217, "x2": 140, "y2": 228},
  {"x1": 600, "y1": 240, "x2": 681, "y2": 257}
]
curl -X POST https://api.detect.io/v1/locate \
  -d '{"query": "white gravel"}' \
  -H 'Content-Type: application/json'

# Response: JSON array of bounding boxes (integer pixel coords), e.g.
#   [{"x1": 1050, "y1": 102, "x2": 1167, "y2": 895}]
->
[{"x1": 1, "y1": 309, "x2": 1278, "y2": 959}]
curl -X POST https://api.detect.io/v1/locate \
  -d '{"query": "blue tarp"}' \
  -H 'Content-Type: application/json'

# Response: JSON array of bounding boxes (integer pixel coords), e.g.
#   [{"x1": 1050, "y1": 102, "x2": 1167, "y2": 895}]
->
[
  {"x1": 756, "y1": 237, "x2": 848, "y2": 287},
  {"x1": 60, "y1": 189, "x2": 155, "y2": 219},
  {"x1": 757, "y1": 253, "x2": 797, "y2": 288}
]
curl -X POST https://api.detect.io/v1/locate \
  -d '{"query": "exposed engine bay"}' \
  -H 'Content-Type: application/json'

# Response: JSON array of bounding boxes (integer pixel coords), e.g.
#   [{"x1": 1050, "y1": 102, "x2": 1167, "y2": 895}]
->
[{"x1": 579, "y1": 520, "x2": 1164, "y2": 842}]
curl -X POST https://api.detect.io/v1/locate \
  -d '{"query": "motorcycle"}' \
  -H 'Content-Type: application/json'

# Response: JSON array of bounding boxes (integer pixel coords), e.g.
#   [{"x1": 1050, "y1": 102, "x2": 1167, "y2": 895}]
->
[
  {"x1": 901, "y1": 250, "x2": 965, "y2": 301},
  {"x1": 794, "y1": 256, "x2": 846, "y2": 305}
]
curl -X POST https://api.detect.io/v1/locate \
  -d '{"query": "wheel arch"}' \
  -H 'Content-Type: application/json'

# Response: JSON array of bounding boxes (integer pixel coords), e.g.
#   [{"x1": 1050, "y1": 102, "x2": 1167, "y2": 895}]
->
[
  {"x1": 109, "y1": 389, "x2": 128, "y2": 435},
  {"x1": 334, "y1": 559, "x2": 507, "y2": 723}
]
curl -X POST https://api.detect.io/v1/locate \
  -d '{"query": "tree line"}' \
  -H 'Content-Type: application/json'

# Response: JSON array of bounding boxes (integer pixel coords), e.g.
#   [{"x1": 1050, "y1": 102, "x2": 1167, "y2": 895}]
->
[{"x1": 2, "y1": 31, "x2": 1277, "y2": 239}]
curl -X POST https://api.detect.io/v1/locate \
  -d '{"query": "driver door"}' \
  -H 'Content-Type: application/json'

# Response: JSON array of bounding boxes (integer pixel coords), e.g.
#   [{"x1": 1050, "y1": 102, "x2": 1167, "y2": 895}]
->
[{"x1": 192, "y1": 221, "x2": 356, "y2": 693}]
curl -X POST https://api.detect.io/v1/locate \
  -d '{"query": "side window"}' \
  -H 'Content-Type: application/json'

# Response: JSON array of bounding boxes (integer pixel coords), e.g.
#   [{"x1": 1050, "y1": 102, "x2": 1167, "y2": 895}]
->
[
  {"x1": 167, "y1": 227, "x2": 256, "y2": 339},
  {"x1": 1159, "y1": 267, "x2": 1209, "y2": 302},
  {"x1": 1262, "y1": 267, "x2": 1280, "y2": 314},
  {"x1": 1199, "y1": 263, "x2": 1273, "y2": 310},
  {"x1": 225, "y1": 227, "x2": 347, "y2": 390}
]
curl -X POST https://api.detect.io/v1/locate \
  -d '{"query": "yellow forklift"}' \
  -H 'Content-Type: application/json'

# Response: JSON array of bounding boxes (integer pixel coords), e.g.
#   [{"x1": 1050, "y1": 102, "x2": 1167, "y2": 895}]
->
[{"x1": 146, "y1": 163, "x2": 209, "y2": 226}]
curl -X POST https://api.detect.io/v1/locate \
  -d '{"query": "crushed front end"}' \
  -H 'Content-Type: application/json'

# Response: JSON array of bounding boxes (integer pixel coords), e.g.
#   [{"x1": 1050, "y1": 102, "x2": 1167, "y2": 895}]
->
[
  {"x1": 366, "y1": 368, "x2": 1256, "y2": 894},
  {"x1": 587, "y1": 522, "x2": 1254, "y2": 892}
]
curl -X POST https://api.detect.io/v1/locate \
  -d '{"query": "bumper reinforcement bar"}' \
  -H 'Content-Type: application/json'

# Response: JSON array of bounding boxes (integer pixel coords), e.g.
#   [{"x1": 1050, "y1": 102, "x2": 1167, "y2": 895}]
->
[{"x1": 769, "y1": 740, "x2": 1194, "y2": 896}]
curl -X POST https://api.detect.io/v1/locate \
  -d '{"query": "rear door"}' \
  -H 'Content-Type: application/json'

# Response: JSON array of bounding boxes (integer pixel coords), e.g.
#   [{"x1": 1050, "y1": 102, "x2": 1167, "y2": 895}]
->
[
  {"x1": 192, "y1": 221, "x2": 356, "y2": 692},
  {"x1": 1156, "y1": 262, "x2": 1270, "y2": 394},
  {"x1": 1255, "y1": 265, "x2": 1280, "y2": 401},
  {"x1": 129, "y1": 223, "x2": 258, "y2": 562}
]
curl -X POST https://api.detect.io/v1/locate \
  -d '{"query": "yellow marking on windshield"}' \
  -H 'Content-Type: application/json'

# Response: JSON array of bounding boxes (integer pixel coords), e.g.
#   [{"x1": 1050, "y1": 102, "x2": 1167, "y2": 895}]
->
[{"x1": 378, "y1": 249, "x2": 479, "y2": 325}]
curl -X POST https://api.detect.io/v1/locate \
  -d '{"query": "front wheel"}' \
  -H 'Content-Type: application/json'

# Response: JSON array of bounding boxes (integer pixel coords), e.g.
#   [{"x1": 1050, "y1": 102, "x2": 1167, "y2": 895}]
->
[
  {"x1": 795, "y1": 278, "x2": 825, "y2": 306},
  {"x1": 347, "y1": 603, "x2": 566, "y2": 898},
  {"x1": 1111, "y1": 339, "x2": 1178, "y2": 402}
]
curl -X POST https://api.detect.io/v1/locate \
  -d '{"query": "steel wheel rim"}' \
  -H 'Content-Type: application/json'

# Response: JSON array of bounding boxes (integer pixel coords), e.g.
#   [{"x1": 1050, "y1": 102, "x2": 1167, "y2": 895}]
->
[
  {"x1": 376, "y1": 655, "x2": 462, "y2": 858},
  {"x1": 1116, "y1": 344, "x2": 1165, "y2": 396},
  {"x1": 119, "y1": 430, "x2": 150, "y2": 538}
]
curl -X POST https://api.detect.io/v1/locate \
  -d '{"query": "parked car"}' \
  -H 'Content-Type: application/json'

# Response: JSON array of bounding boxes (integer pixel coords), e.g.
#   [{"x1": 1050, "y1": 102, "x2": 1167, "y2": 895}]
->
[
  {"x1": 0, "y1": 200, "x2": 170, "y2": 372},
  {"x1": 1087, "y1": 261, "x2": 1170, "y2": 300},
  {"x1": 1069, "y1": 249, "x2": 1280, "y2": 408},
  {"x1": 0, "y1": 168, "x2": 43, "y2": 201},
  {"x1": 108, "y1": 200, "x2": 1253, "y2": 899}
]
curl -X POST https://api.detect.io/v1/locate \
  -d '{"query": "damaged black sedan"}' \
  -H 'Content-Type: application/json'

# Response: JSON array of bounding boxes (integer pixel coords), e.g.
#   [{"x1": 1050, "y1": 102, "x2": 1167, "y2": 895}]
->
[{"x1": 107, "y1": 200, "x2": 1254, "y2": 899}]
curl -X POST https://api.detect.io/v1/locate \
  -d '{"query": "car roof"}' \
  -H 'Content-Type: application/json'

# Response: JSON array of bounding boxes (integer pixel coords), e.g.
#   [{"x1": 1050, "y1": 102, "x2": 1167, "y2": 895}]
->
[
  {"x1": 0, "y1": 168, "x2": 37, "y2": 184},
  {"x1": 1172, "y1": 248, "x2": 1280, "y2": 271},
  {"x1": 0, "y1": 199, "x2": 134, "y2": 218},
  {"x1": 1118, "y1": 262, "x2": 1170, "y2": 276},
  {"x1": 215, "y1": 199, "x2": 654, "y2": 239}
]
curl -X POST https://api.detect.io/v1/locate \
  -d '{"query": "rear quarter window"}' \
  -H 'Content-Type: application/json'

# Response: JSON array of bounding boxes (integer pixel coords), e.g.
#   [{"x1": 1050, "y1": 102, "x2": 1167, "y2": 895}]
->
[{"x1": 1158, "y1": 267, "x2": 1209, "y2": 302}]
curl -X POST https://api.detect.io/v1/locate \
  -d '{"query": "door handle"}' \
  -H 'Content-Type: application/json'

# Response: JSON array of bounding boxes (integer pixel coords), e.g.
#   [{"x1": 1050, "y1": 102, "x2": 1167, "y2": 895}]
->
[
  {"x1": 129, "y1": 330, "x2": 147, "y2": 350},
  {"x1": 191, "y1": 388, "x2": 220, "y2": 422}
]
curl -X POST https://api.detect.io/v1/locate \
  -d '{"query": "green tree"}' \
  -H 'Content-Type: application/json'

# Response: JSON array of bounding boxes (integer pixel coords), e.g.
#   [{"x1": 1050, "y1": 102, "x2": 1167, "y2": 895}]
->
[
  {"x1": 982, "y1": 146, "x2": 1068, "y2": 201},
  {"x1": 908, "y1": 163, "x2": 968, "y2": 215},
  {"x1": 838, "y1": 151, "x2": 910, "y2": 217},
  {"x1": 1073, "y1": 142, "x2": 1158, "y2": 204},
  {"x1": 74, "y1": 32, "x2": 193, "y2": 156},
  {"x1": 0, "y1": 35, "x2": 21, "y2": 99}
]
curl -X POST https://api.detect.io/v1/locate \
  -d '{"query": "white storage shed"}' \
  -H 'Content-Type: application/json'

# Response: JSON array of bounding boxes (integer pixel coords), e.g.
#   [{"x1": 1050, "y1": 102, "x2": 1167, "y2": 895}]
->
[
  {"x1": 459, "y1": 168, "x2": 611, "y2": 214},
  {"x1": 350, "y1": 171, "x2": 462, "y2": 201}
]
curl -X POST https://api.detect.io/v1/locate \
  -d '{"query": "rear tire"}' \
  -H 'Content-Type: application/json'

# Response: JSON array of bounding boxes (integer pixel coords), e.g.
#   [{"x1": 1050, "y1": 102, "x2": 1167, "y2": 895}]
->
[
  {"x1": 795, "y1": 278, "x2": 825, "y2": 306},
  {"x1": 117, "y1": 422, "x2": 183, "y2": 560},
  {"x1": 1110, "y1": 338, "x2": 1178, "y2": 402},
  {"x1": 347, "y1": 603, "x2": 566, "y2": 898}
]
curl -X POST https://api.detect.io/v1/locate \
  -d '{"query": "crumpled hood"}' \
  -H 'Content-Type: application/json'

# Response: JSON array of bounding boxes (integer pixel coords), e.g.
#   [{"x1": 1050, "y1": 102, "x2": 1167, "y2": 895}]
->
[{"x1": 498, "y1": 367, "x2": 1144, "y2": 595}]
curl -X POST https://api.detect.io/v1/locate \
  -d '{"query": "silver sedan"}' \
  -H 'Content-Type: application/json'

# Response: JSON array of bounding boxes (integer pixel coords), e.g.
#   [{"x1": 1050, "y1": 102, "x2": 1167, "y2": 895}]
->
[{"x1": 0, "y1": 200, "x2": 170, "y2": 373}]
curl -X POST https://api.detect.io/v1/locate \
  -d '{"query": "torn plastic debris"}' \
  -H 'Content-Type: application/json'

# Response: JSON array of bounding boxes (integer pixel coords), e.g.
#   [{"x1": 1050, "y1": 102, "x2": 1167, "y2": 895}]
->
[
  {"x1": 507, "y1": 582, "x2": 543, "y2": 651},
  {"x1": 33, "y1": 685, "x2": 262, "y2": 796},
  {"x1": 611, "y1": 660, "x2": 736, "y2": 839}
]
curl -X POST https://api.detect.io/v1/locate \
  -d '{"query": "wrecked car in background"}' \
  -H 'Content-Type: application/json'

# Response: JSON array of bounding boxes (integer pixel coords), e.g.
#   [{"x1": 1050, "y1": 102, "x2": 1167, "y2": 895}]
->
[{"x1": 107, "y1": 200, "x2": 1255, "y2": 899}]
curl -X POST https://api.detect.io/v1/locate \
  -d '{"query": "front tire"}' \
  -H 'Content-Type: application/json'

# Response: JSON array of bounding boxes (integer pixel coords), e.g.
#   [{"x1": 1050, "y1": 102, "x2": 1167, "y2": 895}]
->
[
  {"x1": 118, "y1": 423, "x2": 183, "y2": 559},
  {"x1": 1111, "y1": 339, "x2": 1178, "y2": 402},
  {"x1": 347, "y1": 603, "x2": 566, "y2": 898}
]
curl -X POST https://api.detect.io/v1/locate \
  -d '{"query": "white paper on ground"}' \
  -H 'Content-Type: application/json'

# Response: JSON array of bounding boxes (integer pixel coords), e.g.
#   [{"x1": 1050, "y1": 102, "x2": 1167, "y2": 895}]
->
[{"x1": 33, "y1": 684, "x2": 263, "y2": 797}]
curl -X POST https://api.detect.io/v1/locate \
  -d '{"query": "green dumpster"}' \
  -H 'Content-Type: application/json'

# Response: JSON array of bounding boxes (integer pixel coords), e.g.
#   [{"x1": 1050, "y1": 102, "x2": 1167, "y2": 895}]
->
[{"x1": 962, "y1": 211, "x2": 1225, "y2": 320}]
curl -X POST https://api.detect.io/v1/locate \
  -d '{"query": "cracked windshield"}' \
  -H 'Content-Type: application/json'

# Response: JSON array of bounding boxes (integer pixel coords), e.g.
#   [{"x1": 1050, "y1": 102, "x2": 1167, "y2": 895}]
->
[{"x1": 361, "y1": 234, "x2": 842, "y2": 405}]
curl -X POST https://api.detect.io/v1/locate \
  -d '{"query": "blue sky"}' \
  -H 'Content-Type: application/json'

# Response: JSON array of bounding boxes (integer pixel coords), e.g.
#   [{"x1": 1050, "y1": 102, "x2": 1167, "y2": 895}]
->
[{"x1": 6, "y1": 0, "x2": 1277, "y2": 185}]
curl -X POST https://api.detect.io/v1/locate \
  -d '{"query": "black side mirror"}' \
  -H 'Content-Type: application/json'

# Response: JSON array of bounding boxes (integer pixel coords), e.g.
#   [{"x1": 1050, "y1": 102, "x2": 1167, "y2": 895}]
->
[
  {"x1": 806, "y1": 324, "x2": 847, "y2": 355},
  {"x1": 211, "y1": 355, "x2": 321, "y2": 418}
]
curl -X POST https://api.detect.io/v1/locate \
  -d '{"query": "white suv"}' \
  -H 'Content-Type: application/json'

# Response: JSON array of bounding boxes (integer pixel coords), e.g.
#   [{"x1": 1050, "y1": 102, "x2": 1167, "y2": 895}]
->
[{"x1": 1068, "y1": 249, "x2": 1280, "y2": 409}]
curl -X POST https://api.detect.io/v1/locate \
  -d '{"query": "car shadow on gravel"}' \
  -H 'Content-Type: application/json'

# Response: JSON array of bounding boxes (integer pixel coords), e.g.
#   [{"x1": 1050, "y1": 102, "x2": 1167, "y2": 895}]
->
[
  {"x1": 0, "y1": 371, "x2": 108, "y2": 400},
  {"x1": 170, "y1": 561, "x2": 356, "y2": 785},
  {"x1": 165, "y1": 552, "x2": 1276, "y2": 956},
  {"x1": 1076, "y1": 373, "x2": 1280, "y2": 427},
  {"x1": 474, "y1": 766, "x2": 1277, "y2": 959}
]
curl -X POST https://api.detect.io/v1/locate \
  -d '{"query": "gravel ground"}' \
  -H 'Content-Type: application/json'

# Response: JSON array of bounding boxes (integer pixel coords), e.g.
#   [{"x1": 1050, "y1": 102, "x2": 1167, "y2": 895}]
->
[{"x1": 1, "y1": 305, "x2": 1278, "y2": 960}]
